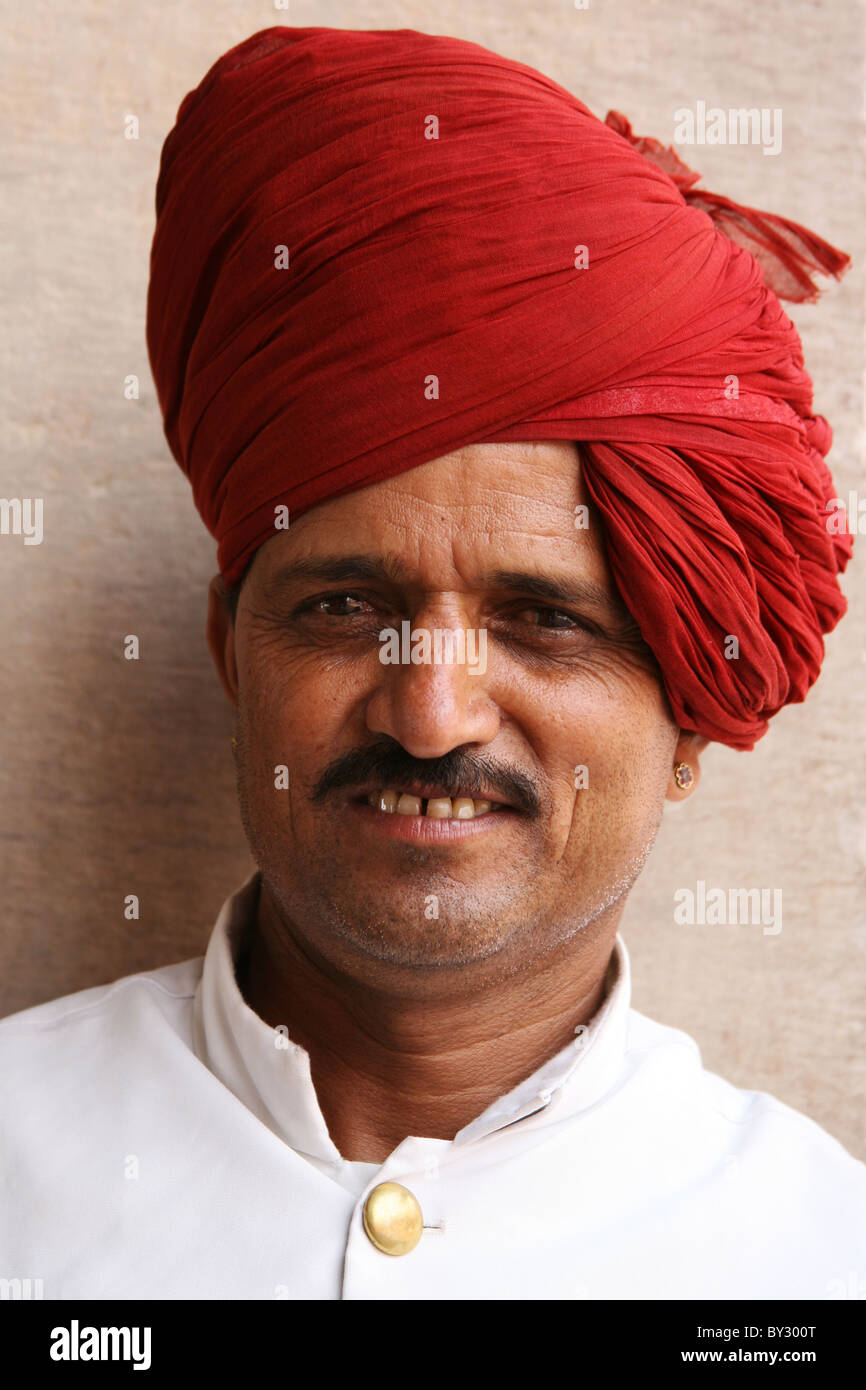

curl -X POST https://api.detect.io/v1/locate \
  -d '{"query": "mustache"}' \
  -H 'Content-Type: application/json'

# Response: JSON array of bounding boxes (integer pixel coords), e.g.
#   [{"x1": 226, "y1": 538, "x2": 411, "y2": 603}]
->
[{"x1": 310, "y1": 739, "x2": 540, "y2": 816}]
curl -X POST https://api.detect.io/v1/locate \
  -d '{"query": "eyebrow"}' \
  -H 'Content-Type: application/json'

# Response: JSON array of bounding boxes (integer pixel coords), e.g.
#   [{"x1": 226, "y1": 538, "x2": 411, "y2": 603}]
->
[
  {"x1": 488, "y1": 569, "x2": 622, "y2": 616},
  {"x1": 262, "y1": 554, "x2": 624, "y2": 617}
]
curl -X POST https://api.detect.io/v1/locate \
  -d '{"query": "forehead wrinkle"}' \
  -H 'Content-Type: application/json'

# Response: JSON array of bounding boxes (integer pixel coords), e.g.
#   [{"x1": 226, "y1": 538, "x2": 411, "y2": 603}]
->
[
  {"x1": 255, "y1": 445, "x2": 599, "y2": 596},
  {"x1": 373, "y1": 492, "x2": 590, "y2": 560},
  {"x1": 374, "y1": 447, "x2": 583, "y2": 516},
  {"x1": 369, "y1": 514, "x2": 604, "y2": 593}
]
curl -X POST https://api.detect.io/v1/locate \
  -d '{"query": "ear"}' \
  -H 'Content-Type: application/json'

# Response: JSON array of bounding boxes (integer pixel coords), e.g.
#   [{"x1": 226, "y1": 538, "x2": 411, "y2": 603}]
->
[
  {"x1": 206, "y1": 575, "x2": 239, "y2": 707},
  {"x1": 665, "y1": 731, "x2": 709, "y2": 802}
]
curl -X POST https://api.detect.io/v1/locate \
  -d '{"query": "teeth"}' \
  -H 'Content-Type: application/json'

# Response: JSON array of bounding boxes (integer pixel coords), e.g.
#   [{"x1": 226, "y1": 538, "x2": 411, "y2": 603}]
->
[{"x1": 366, "y1": 789, "x2": 498, "y2": 818}]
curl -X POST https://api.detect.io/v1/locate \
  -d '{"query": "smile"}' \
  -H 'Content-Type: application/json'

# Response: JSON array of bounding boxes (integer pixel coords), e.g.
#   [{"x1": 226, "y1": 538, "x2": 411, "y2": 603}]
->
[
  {"x1": 366, "y1": 789, "x2": 496, "y2": 819},
  {"x1": 348, "y1": 785, "x2": 516, "y2": 843}
]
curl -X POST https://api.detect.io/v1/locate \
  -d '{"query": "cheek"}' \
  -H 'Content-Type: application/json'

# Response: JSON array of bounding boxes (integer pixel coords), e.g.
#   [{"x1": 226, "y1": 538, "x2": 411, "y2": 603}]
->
[
  {"x1": 238, "y1": 647, "x2": 366, "y2": 801},
  {"x1": 512, "y1": 664, "x2": 678, "y2": 834},
  {"x1": 520, "y1": 657, "x2": 676, "y2": 766}
]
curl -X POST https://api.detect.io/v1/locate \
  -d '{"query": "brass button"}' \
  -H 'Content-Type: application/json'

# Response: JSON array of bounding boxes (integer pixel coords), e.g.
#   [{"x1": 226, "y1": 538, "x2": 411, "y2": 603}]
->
[{"x1": 362, "y1": 1182, "x2": 424, "y2": 1256}]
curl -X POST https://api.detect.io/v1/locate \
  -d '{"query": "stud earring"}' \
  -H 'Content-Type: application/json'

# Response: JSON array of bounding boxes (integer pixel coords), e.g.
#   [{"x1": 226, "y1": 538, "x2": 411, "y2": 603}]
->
[
  {"x1": 231, "y1": 736, "x2": 237, "y2": 748},
  {"x1": 674, "y1": 761, "x2": 694, "y2": 790}
]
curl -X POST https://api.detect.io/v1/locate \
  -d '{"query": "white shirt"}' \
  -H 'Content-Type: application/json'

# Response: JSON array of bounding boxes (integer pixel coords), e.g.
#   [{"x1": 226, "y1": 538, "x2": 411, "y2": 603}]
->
[{"x1": 1, "y1": 871, "x2": 863, "y2": 1300}]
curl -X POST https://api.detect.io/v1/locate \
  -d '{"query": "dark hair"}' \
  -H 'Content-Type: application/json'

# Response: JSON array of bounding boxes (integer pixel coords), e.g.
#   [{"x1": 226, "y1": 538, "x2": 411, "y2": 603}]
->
[{"x1": 223, "y1": 564, "x2": 250, "y2": 623}]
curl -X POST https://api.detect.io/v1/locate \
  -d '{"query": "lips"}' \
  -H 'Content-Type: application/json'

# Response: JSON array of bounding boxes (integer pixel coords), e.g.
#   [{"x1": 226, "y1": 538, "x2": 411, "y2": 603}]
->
[
  {"x1": 366, "y1": 789, "x2": 495, "y2": 819},
  {"x1": 351, "y1": 774, "x2": 511, "y2": 810}
]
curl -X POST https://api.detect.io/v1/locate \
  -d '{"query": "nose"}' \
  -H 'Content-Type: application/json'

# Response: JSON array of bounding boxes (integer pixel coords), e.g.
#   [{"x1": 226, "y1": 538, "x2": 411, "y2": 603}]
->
[{"x1": 365, "y1": 613, "x2": 500, "y2": 760}]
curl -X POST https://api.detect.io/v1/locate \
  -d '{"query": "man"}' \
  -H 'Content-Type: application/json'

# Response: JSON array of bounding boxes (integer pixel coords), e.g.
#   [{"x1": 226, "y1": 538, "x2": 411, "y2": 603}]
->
[{"x1": 1, "y1": 25, "x2": 863, "y2": 1300}]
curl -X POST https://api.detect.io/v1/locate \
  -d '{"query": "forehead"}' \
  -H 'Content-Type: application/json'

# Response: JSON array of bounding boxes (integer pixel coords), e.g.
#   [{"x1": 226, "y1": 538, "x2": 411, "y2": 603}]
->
[{"x1": 250, "y1": 441, "x2": 611, "y2": 590}]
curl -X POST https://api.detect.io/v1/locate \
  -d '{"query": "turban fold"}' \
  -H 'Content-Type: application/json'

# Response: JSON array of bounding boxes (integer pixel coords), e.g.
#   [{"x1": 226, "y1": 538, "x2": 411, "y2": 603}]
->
[{"x1": 146, "y1": 25, "x2": 853, "y2": 749}]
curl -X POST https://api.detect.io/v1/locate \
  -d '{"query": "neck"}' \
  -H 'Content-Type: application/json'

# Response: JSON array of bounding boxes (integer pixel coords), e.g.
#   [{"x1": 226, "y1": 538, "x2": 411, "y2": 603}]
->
[{"x1": 237, "y1": 882, "x2": 621, "y2": 1163}]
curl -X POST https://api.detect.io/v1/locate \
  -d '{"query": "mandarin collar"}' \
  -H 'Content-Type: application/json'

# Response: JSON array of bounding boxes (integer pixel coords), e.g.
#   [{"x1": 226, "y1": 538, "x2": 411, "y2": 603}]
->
[{"x1": 192, "y1": 872, "x2": 632, "y2": 1162}]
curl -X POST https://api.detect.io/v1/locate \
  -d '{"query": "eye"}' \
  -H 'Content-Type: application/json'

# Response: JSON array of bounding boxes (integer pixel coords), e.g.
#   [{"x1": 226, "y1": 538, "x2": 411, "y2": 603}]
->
[
  {"x1": 308, "y1": 593, "x2": 374, "y2": 617},
  {"x1": 512, "y1": 606, "x2": 584, "y2": 630}
]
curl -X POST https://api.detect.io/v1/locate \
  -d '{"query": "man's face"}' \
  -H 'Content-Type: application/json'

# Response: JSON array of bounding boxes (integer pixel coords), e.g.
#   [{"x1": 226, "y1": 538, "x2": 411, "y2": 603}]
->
[{"x1": 211, "y1": 442, "x2": 690, "y2": 985}]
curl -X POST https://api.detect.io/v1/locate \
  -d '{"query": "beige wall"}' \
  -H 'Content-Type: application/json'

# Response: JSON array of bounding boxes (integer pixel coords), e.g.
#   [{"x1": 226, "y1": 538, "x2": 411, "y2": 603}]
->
[{"x1": 2, "y1": 0, "x2": 863, "y2": 1158}]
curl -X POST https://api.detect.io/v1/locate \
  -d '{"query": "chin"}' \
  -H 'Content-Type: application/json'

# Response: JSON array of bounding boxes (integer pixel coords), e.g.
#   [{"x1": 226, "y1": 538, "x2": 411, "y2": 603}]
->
[{"x1": 323, "y1": 904, "x2": 514, "y2": 967}]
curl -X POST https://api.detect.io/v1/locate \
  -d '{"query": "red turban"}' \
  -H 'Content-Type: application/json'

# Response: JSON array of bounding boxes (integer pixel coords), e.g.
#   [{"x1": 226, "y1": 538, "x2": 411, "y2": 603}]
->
[{"x1": 146, "y1": 25, "x2": 852, "y2": 750}]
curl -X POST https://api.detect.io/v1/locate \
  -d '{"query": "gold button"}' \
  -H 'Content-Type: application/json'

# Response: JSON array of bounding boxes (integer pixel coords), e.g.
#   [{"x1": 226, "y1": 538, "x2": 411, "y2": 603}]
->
[{"x1": 362, "y1": 1182, "x2": 424, "y2": 1256}]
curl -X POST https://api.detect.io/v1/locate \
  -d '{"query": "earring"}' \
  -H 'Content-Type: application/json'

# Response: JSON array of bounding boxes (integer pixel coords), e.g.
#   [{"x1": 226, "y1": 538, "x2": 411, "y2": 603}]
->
[
  {"x1": 674, "y1": 761, "x2": 694, "y2": 790},
  {"x1": 231, "y1": 736, "x2": 237, "y2": 748}
]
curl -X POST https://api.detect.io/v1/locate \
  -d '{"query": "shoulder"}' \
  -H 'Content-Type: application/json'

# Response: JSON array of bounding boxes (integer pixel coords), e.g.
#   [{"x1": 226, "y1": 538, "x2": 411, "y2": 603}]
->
[
  {"x1": 0, "y1": 956, "x2": 203, "y2": 1075},
  {"x1": 0, "y1": 955, "x2": 206, "y2": 1199},
  {"x1": 624, "y1": 1005, "x2": 866, "y2": 1194}
]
